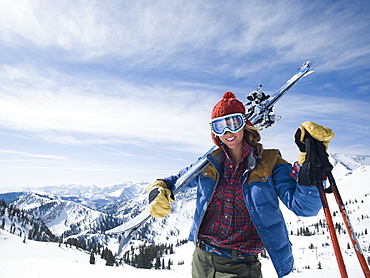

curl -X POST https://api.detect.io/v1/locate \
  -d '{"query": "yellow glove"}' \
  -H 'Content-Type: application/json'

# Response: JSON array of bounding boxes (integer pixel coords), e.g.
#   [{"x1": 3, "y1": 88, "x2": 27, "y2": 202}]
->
[
  {"x1": 147, "y1": 180, "x2": 174, "y2": 218},
  {"x1": 297, "y1": 121, "x2": 335, "y2": 165}
]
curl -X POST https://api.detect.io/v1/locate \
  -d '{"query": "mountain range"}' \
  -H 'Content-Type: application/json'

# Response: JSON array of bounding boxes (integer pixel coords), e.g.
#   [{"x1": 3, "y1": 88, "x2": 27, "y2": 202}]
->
[{"x1": 0, "y1": 152, "x2": 369, "y2": 276}]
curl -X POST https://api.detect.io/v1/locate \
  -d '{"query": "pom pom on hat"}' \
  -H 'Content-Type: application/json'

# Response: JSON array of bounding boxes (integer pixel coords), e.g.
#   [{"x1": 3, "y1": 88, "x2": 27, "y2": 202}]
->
[{"x1": 211, "y1": 91, "x2": 246, "y2": 119}]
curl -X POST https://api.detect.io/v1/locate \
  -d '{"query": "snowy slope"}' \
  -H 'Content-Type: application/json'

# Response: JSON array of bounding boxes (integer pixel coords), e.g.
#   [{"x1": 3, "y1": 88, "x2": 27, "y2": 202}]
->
[
  {"x1": 0, "y1": 228, "x2": 364, "y2": 278},
  {"x1": 0, "y1": 229, "x2": 190, "y2": 278}
]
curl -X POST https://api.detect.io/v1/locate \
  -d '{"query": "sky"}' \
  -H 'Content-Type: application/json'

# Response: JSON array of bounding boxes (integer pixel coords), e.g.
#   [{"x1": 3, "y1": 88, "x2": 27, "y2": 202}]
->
[{"x1": 0, "y1": 0, "x2": 370, "y2": 189}]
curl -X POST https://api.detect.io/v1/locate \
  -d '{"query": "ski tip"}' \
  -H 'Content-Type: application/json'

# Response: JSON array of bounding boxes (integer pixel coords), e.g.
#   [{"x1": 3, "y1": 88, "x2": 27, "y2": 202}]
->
[
  {"x1": 304, "y1": 69, "x2": 315, "y2": 76},
  {"x1": 298, "y1": 61, "x2": 311, "y2": 72}
]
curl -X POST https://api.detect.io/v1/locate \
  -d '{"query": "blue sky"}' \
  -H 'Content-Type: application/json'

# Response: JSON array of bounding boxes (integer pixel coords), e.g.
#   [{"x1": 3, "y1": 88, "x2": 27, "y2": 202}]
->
[{"x1": 0, "y1": 0, "x2": 369, "y2": 189}]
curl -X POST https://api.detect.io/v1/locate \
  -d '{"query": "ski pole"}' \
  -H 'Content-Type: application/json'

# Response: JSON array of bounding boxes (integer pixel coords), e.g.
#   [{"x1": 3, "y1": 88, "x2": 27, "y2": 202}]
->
[
  {"x1": 309, "y1": 133, "x2": 369, "y2": 277},
  {"x1": 326, "y1": 171, "x2": 370, "y2": 278},
  {"x1": 305, "y1": 137, "x2": 348, "y2": 278},
  {"x1": 316, "y1": 177, "x2": 348, "y2": 278}
]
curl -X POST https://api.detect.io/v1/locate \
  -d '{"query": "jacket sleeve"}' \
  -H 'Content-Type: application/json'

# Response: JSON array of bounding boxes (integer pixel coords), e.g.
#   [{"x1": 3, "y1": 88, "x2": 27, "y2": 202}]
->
[{"x1": 272, "y1": 156, "x2": 322, "y2": 217}]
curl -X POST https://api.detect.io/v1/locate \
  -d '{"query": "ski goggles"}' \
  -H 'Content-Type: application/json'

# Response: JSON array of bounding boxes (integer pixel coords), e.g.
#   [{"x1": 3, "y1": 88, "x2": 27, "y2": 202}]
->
[{"x1": 209, "y1": 113, "x2": 247, "y2": 136}]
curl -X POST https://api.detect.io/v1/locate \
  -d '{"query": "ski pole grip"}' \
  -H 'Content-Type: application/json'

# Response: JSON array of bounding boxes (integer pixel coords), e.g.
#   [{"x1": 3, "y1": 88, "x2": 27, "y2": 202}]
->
[
  {"x1": 312, "y1": 138, "x2": 333, "y2": 172},
  {"x1": 297, "y1": 138, "x2": 317, "y2": 186},
  {"x1": 294, "y1": 128, "x2": 306, "y2": 152}
]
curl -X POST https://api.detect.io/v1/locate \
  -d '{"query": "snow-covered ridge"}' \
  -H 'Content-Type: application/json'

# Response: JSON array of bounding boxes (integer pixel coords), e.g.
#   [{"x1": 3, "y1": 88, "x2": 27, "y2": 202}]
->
[
  {"x1": 329, "y1": 153, "x2": 370, "y2": 180},
  {"x1": 330, "y1": 153, "x2": 370, "y2": 167},
  {"x1": 11, "y1": 191, "x2": 121, "y2": 237},
  {"x1": 36, "y1": 181, "x2": 148, "y2": 200}
]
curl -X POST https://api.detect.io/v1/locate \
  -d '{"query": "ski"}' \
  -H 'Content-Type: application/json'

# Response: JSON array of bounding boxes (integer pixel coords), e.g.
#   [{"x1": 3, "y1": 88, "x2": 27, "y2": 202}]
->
[
  {"x1": 106, "y1": 61, "x2": 314, "y2": 257},
  {"x1": 246, "y1": 61, "x2": 313, "y2": 129},
  {"x1": 107, "y1": 147, "x2": 216, "y2": 255}
]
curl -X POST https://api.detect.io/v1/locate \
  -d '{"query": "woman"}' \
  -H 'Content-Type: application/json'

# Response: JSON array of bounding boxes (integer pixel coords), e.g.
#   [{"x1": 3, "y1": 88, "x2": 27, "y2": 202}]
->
[{"x1": 147, "y1": 91, "x2": 324, "y2": 277}]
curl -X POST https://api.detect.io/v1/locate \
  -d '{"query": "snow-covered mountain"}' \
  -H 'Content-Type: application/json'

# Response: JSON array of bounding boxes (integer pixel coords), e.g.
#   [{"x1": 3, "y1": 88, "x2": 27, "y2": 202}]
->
[
  {"x1": 329, "y1": 153, "x2": 370, "y2": 180},
  {"x1": 37, "y1": 181, "x2": 148, "y2": 200},
  {"x1": 0, "y1": 181, "x2": 149, "y2": 211},
  {"x1": 1, "y1": 152, "x2": 369, "y2": 277},
  {"x1": 11, "y1": 192, "x2": 124, "y2": 237},
  {"x1": 36, "y1": 181, "x2": 148, "y2": 209}
]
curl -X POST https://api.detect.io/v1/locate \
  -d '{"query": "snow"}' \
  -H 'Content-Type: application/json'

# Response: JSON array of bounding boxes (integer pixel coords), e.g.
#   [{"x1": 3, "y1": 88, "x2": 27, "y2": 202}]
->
[
  {"x1": 0, "y1": 228, "x2": 366, "y2": 277},
  {"x1": 47, "y1": 207, "x2": 68, "y2": 234},
  {"x1": 0, "y1": 230, "x2": 191, "y2": 278}
]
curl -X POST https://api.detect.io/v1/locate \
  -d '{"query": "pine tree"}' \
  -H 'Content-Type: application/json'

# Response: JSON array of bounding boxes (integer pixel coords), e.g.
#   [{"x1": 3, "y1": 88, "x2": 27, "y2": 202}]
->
[
  {"x1": 105, "y1": 249, "x2": 115, "y2": 266},
  {"x1": 90, "y1": 252, "x2": 96, "y2": 265},
  {"x1": 101, "y1": 247, "x2": 107, "y2": 259},
  {"x1": 305, "y1": 227, "x2": 310, "y2": 236},
  {"x1": 155, "y1": 256, "x2": 161, "y2": 269}
]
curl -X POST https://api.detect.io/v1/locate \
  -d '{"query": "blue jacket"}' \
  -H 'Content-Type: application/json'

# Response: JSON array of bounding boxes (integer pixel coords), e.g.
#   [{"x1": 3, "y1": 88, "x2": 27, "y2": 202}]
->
[{"x1": 164, "y1": 147, "x2": 322, "y2": 277}]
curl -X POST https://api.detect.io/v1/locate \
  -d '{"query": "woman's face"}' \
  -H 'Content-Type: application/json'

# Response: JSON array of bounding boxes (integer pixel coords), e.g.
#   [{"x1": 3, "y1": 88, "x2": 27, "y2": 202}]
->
[{"x1": 218, "y1": 128, "x2": 244, "y2": 150}]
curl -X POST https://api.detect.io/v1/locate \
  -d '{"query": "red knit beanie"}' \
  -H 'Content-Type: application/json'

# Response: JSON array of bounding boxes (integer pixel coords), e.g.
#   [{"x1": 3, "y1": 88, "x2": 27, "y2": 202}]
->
[
  {"x1": 211, "y1": 91, "x2": 246, "y2": 118},
  {"x1": 211, "y1": 91, "x2": 260, "y2": 146}
]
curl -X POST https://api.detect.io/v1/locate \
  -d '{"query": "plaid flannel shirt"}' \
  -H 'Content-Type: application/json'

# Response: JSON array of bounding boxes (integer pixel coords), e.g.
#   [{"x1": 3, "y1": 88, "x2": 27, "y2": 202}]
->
[{"x1": 199, "y1": 140, "x2": 264, "y2": 255}]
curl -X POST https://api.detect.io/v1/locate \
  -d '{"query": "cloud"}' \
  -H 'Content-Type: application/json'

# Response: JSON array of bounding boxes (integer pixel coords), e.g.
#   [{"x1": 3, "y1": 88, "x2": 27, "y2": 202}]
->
[
  {"x1": 1, "y1": 0, "x2": 369, "y2": 76},
  {"x1": 0, "y1": 64, "x2": 214, "y2": 153},
  {"x1": 0, "y1": 0, "x2": 369, "y2": 187},
  {"x1": 57, "y1": 36, "x2": 73, "y2": 51},
  {"x1": 277, "y1": 93, "x2": 370, "y2": 126},
  {"x1": 0, "y1": 150, "x2": 69, "y2": 161}
]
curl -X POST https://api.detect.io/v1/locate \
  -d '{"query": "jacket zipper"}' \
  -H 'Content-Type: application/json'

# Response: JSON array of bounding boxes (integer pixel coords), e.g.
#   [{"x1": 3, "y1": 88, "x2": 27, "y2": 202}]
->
[{"x1": 195, "y1": 153, "x2": 221, "y2": 240}]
